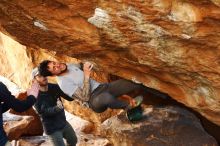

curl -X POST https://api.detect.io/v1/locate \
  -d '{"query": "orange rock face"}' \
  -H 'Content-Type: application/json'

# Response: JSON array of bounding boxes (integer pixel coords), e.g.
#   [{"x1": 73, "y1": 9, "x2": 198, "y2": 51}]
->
[
  {"x1": 62, "y1": 100, "x2": 121, "y2": 129},
  {"x1": 0, "y1": 0, "x2": 220, "y2": 126}
]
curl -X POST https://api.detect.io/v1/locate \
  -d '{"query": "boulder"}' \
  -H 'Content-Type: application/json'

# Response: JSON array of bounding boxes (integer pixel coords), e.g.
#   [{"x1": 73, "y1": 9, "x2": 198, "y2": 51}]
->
[
  {"x1": 18, "y1": 136, "x2": 51, "y2": 146},
  {"x1": 3, "y1": 112, "x2": 33, "y2": 140},
  {"x1": 18, "y1": 111, "x2": 112, "y2": 146},
  {"x1": 101, "y1": 106, "x2": 218, "y2": 146},
  {"x1": 18, "y1": 135, "x2": 111, "y2": 146},
  {"x1": 9, "y1": 92, "x2": 43, "y2": 136},
  {"x1": 62, "y1": 100, "x2": 121, "y2": 126}
]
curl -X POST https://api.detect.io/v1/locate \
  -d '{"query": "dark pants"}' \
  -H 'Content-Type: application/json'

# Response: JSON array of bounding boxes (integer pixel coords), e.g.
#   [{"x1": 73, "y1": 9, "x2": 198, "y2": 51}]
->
[
  {"x1": 48, "y1": 122, "x2": 77, "y2": 146},
  {"x1": 89, "y1": 79, "x2": 142, "y2": 113}
]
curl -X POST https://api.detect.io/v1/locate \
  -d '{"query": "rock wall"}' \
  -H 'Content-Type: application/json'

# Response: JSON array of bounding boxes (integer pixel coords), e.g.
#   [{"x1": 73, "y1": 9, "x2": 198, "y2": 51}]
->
[{"x1": 0, "y1": 0, "x2": 220, "y2": 126}]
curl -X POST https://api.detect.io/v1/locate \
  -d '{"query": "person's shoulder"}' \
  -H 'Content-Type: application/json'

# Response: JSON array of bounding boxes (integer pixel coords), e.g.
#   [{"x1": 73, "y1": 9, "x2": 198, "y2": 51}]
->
[
  {"x1": 0, "y1": 82, "x2": 8, "y2": 91},
  {"x1": 67, "y1": 63, "x2": 81, "y2": 69},
  {"x1": 67, "y1": 63, "x2": 74, "y2": 67},
  {"x1": 0, "y1": 82, "x2": 6, "y2": 87},
  {"x1": 48, "y1": 83, "x2": 59, "y2": 89}
]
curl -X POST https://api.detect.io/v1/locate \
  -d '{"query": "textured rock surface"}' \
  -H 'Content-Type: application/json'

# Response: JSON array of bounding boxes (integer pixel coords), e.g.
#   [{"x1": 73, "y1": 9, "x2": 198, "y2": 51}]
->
[
  {"x1": 3, "y1": 112, "x2": 34, "y2": 140},
  {"x1": 62, "y1": 99, "x2": 121, "y2": 126},
  {"x1": 18, "y1": 135, "x2": 111, "y2": 146},
  {"x1": 18, "y1": 136, "x2": 51, "y2": 146},
  {"x1": 17, "y1": 111, "x2": 111, "y2": 146},
  {"x1": 101, "y1": 106, "x2": 218, "y2": 146},
  {"x1": 0, "y1": 0, "x2": 220, "y2": 127},
  {"x1": 66, "y1": 110, "x2": 112, "y2": 146}
]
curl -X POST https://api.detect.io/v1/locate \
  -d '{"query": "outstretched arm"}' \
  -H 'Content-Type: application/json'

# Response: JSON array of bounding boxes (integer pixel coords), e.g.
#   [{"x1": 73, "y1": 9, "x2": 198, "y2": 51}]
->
[
  {"x1": 55, "y1": 84, "x2": 74, "y2": 101},
  {"x1": 1, "y1": 102, "x2": 10, "y2": 113},
  {"x1": 73, "y1": 77, "x2": 90, "y2": 102},
  {"x1": 0, "y1": 82, "x2": 38, "y2": 112}
]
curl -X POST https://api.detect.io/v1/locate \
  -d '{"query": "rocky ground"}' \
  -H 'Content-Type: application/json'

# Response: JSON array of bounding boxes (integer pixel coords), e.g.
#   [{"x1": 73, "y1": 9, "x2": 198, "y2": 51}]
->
[
  {"x1": 2, "y1": 76, "x2": 219, "y2": 146},
  {"x1": 3, "y1": 106, "x2": 218, "y2": 146},
  {"x1": 102, "y1": 106, "x2": 218, "y2": 146}
]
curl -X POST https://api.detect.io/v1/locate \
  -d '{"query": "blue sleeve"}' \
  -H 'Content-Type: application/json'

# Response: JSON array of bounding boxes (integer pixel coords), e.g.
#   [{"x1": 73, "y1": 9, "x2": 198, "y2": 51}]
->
[
  {"x1": 0, "y1": 82, "x2": 36, "y2": 112},
  {"x1": 54, "y1": 84, "x2": 74, "y2": 101}
]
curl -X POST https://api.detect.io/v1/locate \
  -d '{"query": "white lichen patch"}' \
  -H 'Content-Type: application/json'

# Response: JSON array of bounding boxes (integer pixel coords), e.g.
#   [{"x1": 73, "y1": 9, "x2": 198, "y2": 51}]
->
[
  {"x1": 131, "y1": 76, "x2": 141, "y2": 84},
  {"x1": 120, "y1": 6, "x2": 170, "y2": 37},
  {"x1": 196, "y1": 85, "x2": 217, "y2": 104},
  {"x1": 169, "y1": 2, "x2": 201, "y2": 22},
  {"x1": 186, "y1": 82, "x2": 220, "y2": 112},
  {"x1": 88, "y1": 8, "x2": 129, "y2": 47},
  {"x1": 181, "y1": 34, "x2": 191, "y2": 39},
  {"x1": 33, "y1": 20, "x2": 48, "y2": 31},
  {"x1": 137, "y1": 23, "x2": 170, "y2": 38},
  {"x1": 88, "y1": 8, "x2": 110, "y2": 28},
  {"x1": 88, "y1": 8, "x2": 111, "y2": 28},
  {"x1": 124, "y1": 6, "x2": 143, "y2": 23}
]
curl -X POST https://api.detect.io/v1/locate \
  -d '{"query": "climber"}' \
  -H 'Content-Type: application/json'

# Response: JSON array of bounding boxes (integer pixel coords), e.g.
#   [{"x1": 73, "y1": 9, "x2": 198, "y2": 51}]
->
[
  {"x1": 0, "y1": 79, "x2": 39, "y2": 146},
  {"x1": 31, "y1": 68, "x2": 77, "y2": 146},
  {"x1": 38, "y1": 60, "x2": 144, "y2": 114}
]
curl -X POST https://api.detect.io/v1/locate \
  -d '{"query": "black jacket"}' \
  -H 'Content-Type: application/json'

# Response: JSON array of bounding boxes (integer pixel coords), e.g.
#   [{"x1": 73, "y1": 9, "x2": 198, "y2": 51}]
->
[
  {"x1": 34, "y1": 83, "x2": 73, "y2": 135},
  {"x1": 0, "y1": 82, "x2": 36, "y2": 145}
]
